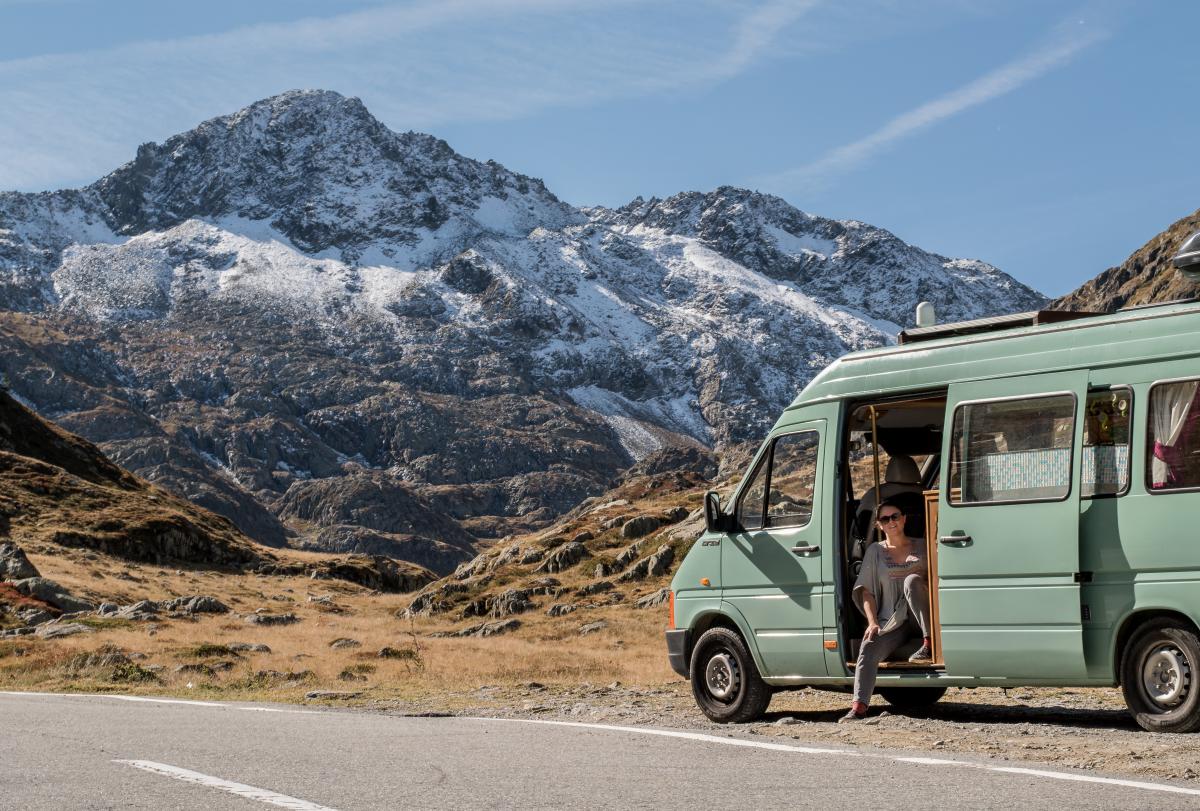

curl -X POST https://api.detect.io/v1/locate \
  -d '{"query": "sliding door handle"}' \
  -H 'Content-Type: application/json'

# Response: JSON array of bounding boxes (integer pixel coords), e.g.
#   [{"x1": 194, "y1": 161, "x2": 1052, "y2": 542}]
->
[
  {"x1": 791, "y1": 545, "x2": 820, "y2": 555},
  {"x1": 939, "y1": 535, "x2": 973, "y2": 546}
]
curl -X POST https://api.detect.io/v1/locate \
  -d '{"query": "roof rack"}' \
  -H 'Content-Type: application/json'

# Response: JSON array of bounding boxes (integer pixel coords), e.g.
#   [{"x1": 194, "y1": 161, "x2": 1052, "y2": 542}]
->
[
  {"x1": 896, "y1": 309, "x2": 1100, "y2": 345},
  {"x1": 1117, "y1": 296, "x2": 1200, "y2": 312}
]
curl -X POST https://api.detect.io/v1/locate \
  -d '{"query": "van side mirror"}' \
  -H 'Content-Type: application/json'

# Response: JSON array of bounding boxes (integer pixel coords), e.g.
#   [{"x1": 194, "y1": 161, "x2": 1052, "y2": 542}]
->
[
  {"x1": 1173, "y1": 231, "x2": 1200, "y2": 281},
  {"x1": 704, "y1": 490, "x2": 734, "y2": 534}
]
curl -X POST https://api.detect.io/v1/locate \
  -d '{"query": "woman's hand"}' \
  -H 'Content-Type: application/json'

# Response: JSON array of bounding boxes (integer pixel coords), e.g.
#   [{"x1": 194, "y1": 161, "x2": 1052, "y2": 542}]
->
[{"x1": 863, "y1": 622, "x2": 881, "y2": 643}]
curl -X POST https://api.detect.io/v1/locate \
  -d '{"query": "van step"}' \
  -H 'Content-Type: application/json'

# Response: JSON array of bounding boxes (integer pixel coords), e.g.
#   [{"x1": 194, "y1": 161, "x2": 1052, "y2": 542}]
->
[{"x1": 848, "y1": 661, "x2": 945, "y2": 671}]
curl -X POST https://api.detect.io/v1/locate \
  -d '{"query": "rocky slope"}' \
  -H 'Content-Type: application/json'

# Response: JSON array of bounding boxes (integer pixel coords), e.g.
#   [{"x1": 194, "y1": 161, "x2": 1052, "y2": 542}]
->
[
  {"x1": 1053, "y1": 208, "x2": 1200, "y2": 311},
  {"x1": 0, "y1": 90, "x2": 1045, "y2": 564},
  {"x1": 0, "y1": 388, "x2": 434, "y2": 604}
]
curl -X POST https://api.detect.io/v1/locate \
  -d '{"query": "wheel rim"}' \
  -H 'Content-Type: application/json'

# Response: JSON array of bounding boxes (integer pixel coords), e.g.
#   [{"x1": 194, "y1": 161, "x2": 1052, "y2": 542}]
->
[
  {"x1": 704, "y1": 651, "x2": 740, "y2": 702},
  {"x1": 1141, "y1": 643, "x2": 1192, "y2": 709}
]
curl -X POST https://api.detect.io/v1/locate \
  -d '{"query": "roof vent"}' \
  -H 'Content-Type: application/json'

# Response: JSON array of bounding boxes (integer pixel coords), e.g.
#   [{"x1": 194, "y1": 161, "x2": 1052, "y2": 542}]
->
[
  {"x1": 915, "y1": 301, "x2": 936, "y2": 328},
  {"x1": 1173, "y1": 231, "x2": 1200, "y2": 281}
]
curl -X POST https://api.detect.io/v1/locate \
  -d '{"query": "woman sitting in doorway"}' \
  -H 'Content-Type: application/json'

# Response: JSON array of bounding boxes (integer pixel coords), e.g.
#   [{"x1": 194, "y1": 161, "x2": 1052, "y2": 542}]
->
[{"x1": 841, "y1": 498, "x2": 932, "y2": 722}]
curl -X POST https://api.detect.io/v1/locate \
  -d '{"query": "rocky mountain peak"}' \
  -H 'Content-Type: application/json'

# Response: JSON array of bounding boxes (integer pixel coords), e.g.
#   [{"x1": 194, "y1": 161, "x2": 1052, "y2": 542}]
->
[{"x1": 85, "y1": 89, "x2": 576, "y2": 256}]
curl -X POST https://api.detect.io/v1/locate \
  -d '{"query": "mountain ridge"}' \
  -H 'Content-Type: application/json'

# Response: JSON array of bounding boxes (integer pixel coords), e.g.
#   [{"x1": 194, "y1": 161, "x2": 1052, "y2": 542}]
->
[{"x1": 0, "y1": 89, "x2": 1047, "y2": 567}]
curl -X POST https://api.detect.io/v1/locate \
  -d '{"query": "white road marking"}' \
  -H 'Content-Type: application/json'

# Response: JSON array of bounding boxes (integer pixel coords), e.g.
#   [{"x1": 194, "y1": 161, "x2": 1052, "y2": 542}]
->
[
  {"x1": 894, "y1": 757, "x2": 967, "y2": 766},
  {"x1": 476, "y1": 717, "x2": 1200, "y2": 798},
  {"x1": 991, "y1": 767, "x2": 1200, "y2": 797},
  {"x1": 474, "y1": 716, "x2": 856, "y2": 755},
  {"x1": 116, "y1": 760, "x2": 338, "y2": 810},
  {"x1": 0, "y1": 691, "x2": 321, "y2": 714}
]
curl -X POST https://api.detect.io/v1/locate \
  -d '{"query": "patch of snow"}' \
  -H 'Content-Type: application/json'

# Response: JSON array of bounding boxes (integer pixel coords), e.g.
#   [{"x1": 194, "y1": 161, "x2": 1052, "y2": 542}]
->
[
  {"x1": 473, "y1": 196, "x2": 523, "y2": 236},
  {"x1": 764, "y1": 224, "x2": 837, "y2": 259}
]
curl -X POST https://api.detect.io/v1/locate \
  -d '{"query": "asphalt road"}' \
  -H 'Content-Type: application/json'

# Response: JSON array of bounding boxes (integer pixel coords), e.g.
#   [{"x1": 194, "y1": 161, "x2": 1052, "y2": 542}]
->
[{"x1": 2, "y1": 692, "x2": 1199, "y2": 810}]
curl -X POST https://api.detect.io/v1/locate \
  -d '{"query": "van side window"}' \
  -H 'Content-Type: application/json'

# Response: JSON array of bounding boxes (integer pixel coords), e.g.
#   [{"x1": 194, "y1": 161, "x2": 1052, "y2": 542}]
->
[
  {"x1": 1147, "y1": 380, "x2": 1200, "y2": 491},
  {"x1": 737, "y1": 456, "x2": 768, "y2": 530},
  {"x1": 1083, "y1": 388, "x2": 1132, "y2": 497},
  {"x1": 949, "y1": 394, "x2": 1075, "y2": 504},
  {"x1": 766, "y1": 431, "x2": 819, "y2": 528}
]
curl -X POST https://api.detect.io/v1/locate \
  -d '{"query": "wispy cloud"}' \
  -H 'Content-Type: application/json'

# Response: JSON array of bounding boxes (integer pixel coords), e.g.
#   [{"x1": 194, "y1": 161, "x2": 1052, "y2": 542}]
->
[
  {"x1": 760, "y1": 21, "x2": 1109, "y2": 193},
  {"x1": 0, "y1": 0, "x2": 817, "y2": 191}
]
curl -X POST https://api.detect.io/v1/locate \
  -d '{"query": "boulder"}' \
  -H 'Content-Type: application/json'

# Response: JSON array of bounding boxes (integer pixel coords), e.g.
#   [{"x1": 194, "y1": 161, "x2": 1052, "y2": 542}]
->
[
  {"x1": 570, "y1": 530, "x2": 594, "y2": 544},
  {"x1": 635, "y1": 588, "x2": 671, "y2": 609},
  {"x1": 647, "y1": 544, "x2": 675, "y2": 577},
  {"x1": 161, "y1": 595, "x2": 230, "y2": 614},
  {"x1": 462, "y1": 588, "x2": 536, "y2": 619},
  {"x1": 475, "y1": 618, "x2": 521, "y2": 637},
  {"x1": 11, "y1": 577, "x2": 94, "y2": 613},
  {"x1": 578, "y1": 621, "x2": 608, "y2": 635},
  {"x1": 575, "y1": 581, "x2": 613, "y2": 597},
  {"x1": 245, "y1": 612, "x2": 299, "y2": 626},
  {"x1": 329, "y1": 638, "x2": 362, "y2": 649},
  {"x1": 617, "y1": 544, "x2": 675, "y2": 582},
  {"x1": 535, "y1": 542, "x2": 590, "y2": 574},
  {"x1": 662, "y1": 506, "x2": 691, "y2": 523},
  {"x1": 116, "y1": 600, "x2": 160, "y2": 620},
  {"x1": 37, "y1": 622, "x2": 92, "y2": 639},
  {"x1": 18, "y1": 607, "x2": 56, "y2": 626},
  {"x1": 621, "y1": 516, "x2": 662, "y2": 539},
  {"x1": 0, "y1": 542, "x2": 39, "y2": 581},
  {"x1": 546, "y1": 603, "x2": 576, "y2": 617},
  {"x1": 405, "y1": 581, "x2": 468, "y2": 616},
  {"x1": 228, "y1": 642, "x2": 271, "y2": 653}
]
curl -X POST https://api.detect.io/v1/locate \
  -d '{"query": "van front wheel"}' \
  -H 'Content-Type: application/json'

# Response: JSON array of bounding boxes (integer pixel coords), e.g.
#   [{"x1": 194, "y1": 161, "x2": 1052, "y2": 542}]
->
[
  {"x1": 1120, "y1": 619, "x2": 1200, "y2": 733},
  {"x1": 689, "y1": 627, "x2": 771, "y2": 723}
]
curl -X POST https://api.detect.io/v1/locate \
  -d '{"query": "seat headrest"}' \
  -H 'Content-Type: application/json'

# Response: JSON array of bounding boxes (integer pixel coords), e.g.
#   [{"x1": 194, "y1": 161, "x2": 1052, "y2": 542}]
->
[{"x1": 885, "y1": 455, "x2": 921, "y2": 485}]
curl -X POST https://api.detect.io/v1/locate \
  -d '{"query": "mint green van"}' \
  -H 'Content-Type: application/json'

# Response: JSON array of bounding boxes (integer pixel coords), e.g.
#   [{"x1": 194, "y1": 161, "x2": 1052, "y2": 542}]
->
[{"x1": 667, "y1": 240, "x2": 1200, "y2": 731}]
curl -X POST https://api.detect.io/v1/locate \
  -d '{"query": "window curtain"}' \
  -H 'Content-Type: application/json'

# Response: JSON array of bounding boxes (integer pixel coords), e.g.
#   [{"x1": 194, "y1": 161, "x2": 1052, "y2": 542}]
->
[{"x1": 1151, "y1": 381, "x2": 1199, "y2": 487}]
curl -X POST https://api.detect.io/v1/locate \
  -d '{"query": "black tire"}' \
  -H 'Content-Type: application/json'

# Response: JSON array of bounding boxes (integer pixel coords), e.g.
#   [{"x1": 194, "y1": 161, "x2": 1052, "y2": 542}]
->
[
  {"x1": 689, "y1": 626, "x2": 772, "y2": 723},
  {"x1": 1120, "y1": 618, "x2": 1200, "y2": 733},
  {"x1": 877, "y1": 686, "x2": 947, "y2": 710}
]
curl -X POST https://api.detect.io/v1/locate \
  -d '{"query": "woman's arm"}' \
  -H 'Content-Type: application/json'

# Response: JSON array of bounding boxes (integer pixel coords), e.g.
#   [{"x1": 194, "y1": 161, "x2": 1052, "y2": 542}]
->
[{"x1": 861, "y1": 590, "x2": 881, "y2": 642}]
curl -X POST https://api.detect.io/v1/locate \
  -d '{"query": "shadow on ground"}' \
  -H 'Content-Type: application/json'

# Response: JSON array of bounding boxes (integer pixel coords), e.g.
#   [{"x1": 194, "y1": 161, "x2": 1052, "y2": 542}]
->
[{"x1": 762, "y1": 702, "x2": 1137, "y2": 730}]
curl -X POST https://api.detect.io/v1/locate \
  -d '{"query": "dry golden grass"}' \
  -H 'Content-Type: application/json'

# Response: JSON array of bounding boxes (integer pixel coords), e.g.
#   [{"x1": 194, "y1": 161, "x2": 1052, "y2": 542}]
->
[{"x1": 1, "y1": 543, "x2": 677, "y2": 706}]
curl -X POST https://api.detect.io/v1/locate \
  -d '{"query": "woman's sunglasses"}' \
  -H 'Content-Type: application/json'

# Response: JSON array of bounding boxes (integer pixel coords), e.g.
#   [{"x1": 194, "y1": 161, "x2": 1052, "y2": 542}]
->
[{"x1": 877, "y1": 513, "x2": 904, "y2": 523}]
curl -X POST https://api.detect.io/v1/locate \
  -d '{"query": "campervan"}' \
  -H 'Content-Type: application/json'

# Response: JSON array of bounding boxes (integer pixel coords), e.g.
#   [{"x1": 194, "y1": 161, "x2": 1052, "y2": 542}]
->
[{"x1": 667, "y1": 235, "x2": 1200, "y2": 732}]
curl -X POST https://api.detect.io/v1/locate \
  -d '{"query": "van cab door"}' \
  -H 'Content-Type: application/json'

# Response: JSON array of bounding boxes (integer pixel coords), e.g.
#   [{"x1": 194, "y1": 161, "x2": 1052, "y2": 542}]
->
[
  {"x1": 722, "y1": 422, "x2": 828, "y2": 678},
  {"x1": 937, "y1": 371, "x2": 1089, "y2": 679}
]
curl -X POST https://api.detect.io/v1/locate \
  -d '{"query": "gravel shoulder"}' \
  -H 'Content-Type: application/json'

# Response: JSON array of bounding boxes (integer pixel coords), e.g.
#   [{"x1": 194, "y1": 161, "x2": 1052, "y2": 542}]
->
[{"x1": 369, "y1": 682, "x2": 1200, "y2": 786}]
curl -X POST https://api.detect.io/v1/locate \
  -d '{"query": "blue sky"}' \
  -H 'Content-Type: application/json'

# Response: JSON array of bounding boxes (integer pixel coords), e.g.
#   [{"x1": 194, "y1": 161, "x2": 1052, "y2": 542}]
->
[{"x1": 1, "y1": 0, "x2": 1196, "y2": 297}]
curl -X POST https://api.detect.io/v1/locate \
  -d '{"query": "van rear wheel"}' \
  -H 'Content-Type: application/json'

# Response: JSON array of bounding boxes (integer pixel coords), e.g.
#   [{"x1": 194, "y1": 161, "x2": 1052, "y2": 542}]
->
[
  {"x1": 1120, "y1": 619, "x2": 1200, "y2": 733},
  {"x1": 689, "y1": 627, "x2": 771, "y2": 723},
  {"x1": 877, "y1": 686, "x2": 946, "y2": 711}
]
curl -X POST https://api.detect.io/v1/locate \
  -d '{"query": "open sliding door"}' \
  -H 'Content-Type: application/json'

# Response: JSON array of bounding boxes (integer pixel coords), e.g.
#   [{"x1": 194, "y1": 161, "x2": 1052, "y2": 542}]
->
[{"x1": 936, "y1": 371, "x2": 1089, "y2": 680}]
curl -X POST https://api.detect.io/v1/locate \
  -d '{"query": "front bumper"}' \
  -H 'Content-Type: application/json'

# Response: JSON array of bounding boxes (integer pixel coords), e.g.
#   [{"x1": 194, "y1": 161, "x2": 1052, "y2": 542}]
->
[{"x1": 665, "y1": 628, "x2": 690, "y2": 679}]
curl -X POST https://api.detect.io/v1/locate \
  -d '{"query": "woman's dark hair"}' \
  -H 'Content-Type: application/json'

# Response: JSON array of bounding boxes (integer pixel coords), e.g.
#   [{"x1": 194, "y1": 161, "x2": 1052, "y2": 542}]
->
[{"x1": 876, "y1": 498, "x2": 907, "y2": 517}]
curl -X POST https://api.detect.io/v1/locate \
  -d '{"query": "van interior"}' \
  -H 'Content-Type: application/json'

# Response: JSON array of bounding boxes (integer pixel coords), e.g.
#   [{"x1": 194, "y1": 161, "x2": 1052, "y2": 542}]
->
[{"x1": 841, "y1": 392, "x2": 947, "y2": 669}]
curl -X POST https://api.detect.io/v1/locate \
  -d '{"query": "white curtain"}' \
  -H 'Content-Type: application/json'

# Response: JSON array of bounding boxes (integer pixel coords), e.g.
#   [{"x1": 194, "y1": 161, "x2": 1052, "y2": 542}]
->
[{"x1": 1151, "y1": 381, "x2": 1198, "y2": 487}]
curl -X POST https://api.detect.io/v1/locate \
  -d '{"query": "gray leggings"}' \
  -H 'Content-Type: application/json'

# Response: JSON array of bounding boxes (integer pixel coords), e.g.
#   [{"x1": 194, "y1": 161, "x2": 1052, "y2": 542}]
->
[{"x1": 852, "y1": 573, "x2": 931, "y2": 705}]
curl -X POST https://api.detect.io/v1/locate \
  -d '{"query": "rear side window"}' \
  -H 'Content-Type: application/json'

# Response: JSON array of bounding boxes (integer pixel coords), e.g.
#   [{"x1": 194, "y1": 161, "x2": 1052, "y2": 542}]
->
[
  {"x1": 766, "y1": 431, "x2": 819, "y2": 528},
  {"x1": 736, "y1": 430, "x2": 820, "y2": 529},
  {"x1": 1147, "y1": 379, "x2": 1200, "y2": 491},
  {"x1": 1083, "y1": 388, "x2": 1132, "y2": 497},
  {"x1": 949, "y1": 394, "x2": 1075, "y2": 505}
]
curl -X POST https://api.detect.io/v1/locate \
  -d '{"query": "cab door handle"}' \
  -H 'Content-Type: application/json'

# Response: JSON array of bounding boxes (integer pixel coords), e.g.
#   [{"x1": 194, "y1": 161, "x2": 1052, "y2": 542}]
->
[
  {"x1": 791, "y1": 545, "x2": 820, "y2": 555},
  {"x1": 939, "y1": 535, "x2": 973, "y2": 546}
]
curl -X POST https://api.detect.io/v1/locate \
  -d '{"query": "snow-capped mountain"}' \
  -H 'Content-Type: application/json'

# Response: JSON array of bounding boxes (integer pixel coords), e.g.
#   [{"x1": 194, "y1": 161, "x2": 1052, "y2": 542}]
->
[{"x1": 0, "y1": 90, "x2": 1045, "y2": 564}]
